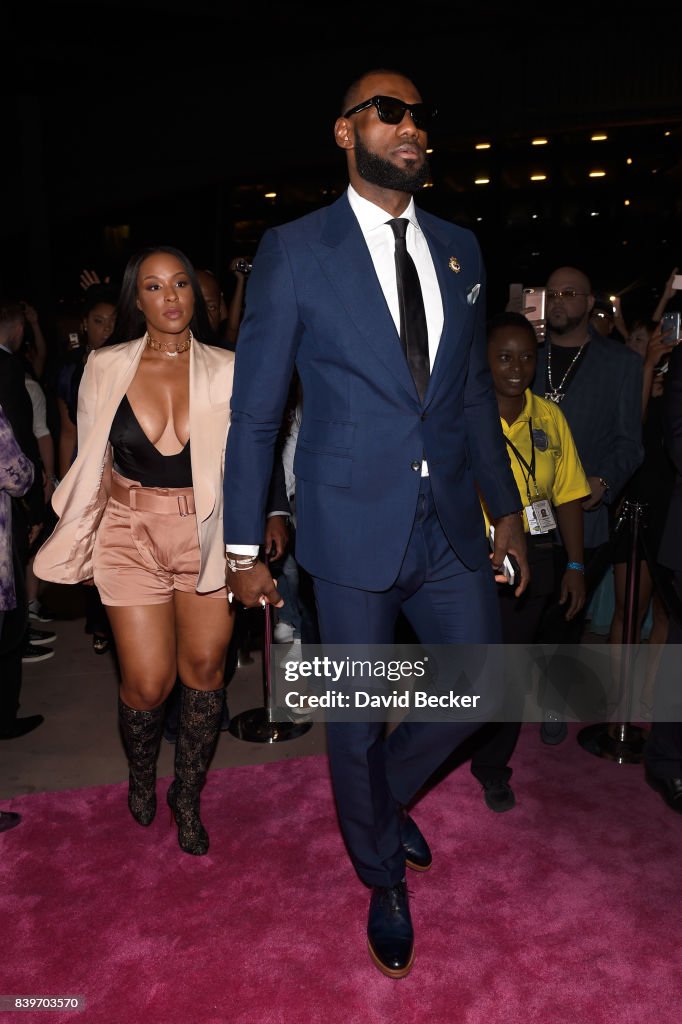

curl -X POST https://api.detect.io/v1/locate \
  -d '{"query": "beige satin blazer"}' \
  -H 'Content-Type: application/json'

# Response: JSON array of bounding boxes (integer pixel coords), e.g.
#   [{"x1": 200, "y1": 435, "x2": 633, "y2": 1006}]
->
[{"x1": 34, "y1": 337, "x2": 234, "y2": 593}]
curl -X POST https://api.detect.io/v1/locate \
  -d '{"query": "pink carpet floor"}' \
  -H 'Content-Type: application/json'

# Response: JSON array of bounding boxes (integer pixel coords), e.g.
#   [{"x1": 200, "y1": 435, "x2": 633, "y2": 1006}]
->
[{"x1": 2, "y1": 723, "x2": 681, "y2": 1024}]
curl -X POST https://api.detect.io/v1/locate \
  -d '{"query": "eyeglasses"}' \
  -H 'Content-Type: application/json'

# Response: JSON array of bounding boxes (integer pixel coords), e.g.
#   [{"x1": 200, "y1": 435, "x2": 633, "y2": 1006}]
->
[
  {"x1": 546, "y1": 289, "x2": 590, "y2": 301},
  {"x1": 342, "y1": 95, "x2": 437, "y2": 132}
]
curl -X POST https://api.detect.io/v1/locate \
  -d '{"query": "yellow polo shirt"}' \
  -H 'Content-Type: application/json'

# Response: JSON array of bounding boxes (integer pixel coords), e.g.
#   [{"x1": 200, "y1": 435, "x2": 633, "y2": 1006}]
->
[{"x1": 481, "y1": 390, "x2": 590, "y2": 534}]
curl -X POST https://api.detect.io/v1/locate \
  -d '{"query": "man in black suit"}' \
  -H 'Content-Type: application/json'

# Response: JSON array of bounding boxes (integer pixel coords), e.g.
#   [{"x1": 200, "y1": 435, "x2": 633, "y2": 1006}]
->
[
  {"x1": 0, "y1": 299, "x2": 45, "y2": 739},
  {"x1": 645, "y1": 339, "x2": 682, "y2": 812},
  {"x1": 531, "y1": 266, "x2": 643, "y2": 741}
]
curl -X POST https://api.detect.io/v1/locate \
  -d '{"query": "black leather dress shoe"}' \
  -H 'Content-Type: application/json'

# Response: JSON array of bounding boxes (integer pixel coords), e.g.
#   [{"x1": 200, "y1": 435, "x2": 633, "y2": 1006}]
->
[
  {"x1": 646, "y1": 771, "x2": 682, "y2": 814},
  {"x1": 367, "y1": 881, "x2": 414, "y2": 979},
  {"x1": 0, "y1": 811, "x2": 21, "y2": 833},
  {"x1": 0, "y1": 715, "x2": 45, "y2": 740},
  {"x1": 400, "y1": 811, "x2": 432, "y2": 871}
]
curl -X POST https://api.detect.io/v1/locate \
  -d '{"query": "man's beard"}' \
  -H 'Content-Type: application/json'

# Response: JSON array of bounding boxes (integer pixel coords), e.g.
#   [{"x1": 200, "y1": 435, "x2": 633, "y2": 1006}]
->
[
  {"x1": 548, "y1": 309, "x2": 586, "y2": 335},
  {"x1": 354, "y1": 133, "x2": 430, "y2": 193}
]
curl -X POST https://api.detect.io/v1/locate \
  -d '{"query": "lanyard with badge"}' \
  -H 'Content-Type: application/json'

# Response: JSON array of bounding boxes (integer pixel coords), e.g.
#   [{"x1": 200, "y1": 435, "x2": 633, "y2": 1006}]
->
[{"x1": 505, "y1": 419, "x2": 557, "y2": 535}]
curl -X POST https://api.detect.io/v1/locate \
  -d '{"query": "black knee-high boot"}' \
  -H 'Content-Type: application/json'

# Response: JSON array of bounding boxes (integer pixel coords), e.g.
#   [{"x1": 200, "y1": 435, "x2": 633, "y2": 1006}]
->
[
  {"x1": 118, "y1": 698, "x2": 164, "y2": 826},
  {"x1": 167, "y1": 684, "x2": 223, "y2": 855}
]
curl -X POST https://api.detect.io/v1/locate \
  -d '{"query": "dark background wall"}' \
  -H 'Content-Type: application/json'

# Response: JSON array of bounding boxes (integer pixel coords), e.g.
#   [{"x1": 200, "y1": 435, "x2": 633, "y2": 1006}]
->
[{"x1": 2, "y1": 1, "x2": 681, "y2": 326}]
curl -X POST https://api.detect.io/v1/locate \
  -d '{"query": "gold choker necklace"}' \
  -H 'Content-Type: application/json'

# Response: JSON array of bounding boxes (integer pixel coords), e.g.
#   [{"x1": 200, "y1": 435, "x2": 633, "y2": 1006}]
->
[{"x1": 145, "y1": 331, "x2": 192, "y2": 357}]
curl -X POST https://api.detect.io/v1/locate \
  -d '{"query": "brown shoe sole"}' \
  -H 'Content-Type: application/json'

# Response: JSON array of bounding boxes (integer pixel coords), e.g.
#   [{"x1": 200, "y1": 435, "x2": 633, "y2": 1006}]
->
[
  {"x1": 368, "y1": 940, "x2": 415, "y2": 979},
  {"x1": 405, "y1": 856, "x2": 431, "y2": 872}
]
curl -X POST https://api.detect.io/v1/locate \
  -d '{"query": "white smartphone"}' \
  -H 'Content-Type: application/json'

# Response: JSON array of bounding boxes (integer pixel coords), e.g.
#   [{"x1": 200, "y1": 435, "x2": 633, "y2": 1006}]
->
[
  {"x1": 489, "y1": 524, "x2": 515, "y2": 586},
  {"x1": 522, "y1": 286, "x2": 546, "y2": 323}
]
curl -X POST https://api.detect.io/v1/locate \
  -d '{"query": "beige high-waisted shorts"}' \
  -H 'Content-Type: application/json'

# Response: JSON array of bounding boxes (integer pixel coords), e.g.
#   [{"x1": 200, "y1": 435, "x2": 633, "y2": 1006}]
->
[{"x1": 93, "y1": 471, "x2": 227, "y2": 605}]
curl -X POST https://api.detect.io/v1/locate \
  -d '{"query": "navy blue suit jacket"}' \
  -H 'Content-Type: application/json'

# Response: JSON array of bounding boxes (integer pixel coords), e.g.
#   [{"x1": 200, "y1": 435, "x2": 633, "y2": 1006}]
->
[{"x1": 223, "y1": 194, "x2": 520, "y2": 591}]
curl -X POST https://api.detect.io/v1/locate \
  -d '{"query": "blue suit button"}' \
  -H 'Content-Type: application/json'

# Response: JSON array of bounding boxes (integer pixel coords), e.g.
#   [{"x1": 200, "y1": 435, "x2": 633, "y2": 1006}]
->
[{"x1": 410, "y1": 460, "x2": 421, "y2": 471}]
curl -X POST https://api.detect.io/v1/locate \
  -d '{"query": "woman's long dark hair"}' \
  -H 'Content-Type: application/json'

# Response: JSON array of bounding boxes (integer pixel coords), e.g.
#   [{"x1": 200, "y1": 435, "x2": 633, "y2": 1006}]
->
[{"x1": 107, "y1": 245, "x2": 213, "y2": 345}]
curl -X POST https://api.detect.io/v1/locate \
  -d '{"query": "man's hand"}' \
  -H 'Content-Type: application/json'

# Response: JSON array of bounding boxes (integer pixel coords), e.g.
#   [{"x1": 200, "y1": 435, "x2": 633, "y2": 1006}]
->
[
  {"x1": 225, "y1": 557, "x2": 283, "y2": 609},
  {"x1": 264, "y1": 515, "x2": 289, "y2": 562},
  {"x1": 490, "y1": 513, "x2": 530, "y2": 597},
  {"x1": 582, "y1": 476, "x2": 607, "y2": 511}
]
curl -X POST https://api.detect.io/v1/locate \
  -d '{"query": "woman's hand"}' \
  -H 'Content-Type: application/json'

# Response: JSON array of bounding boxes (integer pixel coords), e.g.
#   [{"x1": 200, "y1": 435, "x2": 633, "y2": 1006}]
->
[{"x1": 559, "y1": 569, "x2": 586, "y2": 621}]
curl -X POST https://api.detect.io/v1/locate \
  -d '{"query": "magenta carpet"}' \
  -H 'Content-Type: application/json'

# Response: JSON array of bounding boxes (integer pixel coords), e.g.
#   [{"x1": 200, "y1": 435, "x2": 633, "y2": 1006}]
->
[{"x1": 2, "y1": 723, "x2": 681, "y2": 1024}]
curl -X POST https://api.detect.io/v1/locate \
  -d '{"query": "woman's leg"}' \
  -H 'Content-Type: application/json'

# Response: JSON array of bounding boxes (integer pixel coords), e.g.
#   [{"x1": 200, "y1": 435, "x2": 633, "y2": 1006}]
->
[
  {"x1": 107, "y1": 603, "x2": 177, "y2": 825},
  {"x1": 167, "y1": 591, "x2": 234, "y2": 854}
]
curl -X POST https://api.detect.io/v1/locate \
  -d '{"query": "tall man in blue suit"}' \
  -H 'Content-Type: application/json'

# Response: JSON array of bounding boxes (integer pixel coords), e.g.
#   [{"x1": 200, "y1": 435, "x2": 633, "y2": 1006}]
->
[{"x1": 223, "y1": 68, "x2": 529, "y2": 978}]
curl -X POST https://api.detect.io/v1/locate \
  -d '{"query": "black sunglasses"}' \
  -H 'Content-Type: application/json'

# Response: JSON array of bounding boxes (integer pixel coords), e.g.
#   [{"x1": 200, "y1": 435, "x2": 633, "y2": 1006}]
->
[{"x1": 342, "y1": 95, "x2": 436, "y2": 132}]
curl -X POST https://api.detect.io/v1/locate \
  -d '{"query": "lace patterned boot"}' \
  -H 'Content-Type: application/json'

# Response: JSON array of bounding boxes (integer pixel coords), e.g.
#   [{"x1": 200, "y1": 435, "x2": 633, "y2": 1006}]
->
[
  {"x1": 167, "y1": 684, "x2": 223, "y2": 855},
  {"x1": 117, "y1": 698, "x2": 163, "y2": 826}
]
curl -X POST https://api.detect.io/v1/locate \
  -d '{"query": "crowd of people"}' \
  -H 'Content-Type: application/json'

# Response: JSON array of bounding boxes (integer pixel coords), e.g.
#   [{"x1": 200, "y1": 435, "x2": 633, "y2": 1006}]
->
[{"x1": 1, "y1": 66, "x2": 681, "y2": 978}]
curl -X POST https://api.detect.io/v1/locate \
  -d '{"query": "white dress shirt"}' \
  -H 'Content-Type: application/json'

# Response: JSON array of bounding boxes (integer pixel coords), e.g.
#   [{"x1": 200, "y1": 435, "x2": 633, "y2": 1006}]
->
[{"x1": 226, "y1": 186, "x2": 444, "y2": 553}]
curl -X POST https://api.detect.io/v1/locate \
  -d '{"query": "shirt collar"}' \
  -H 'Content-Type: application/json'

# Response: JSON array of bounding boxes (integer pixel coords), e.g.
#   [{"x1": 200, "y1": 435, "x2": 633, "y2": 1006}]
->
[
  {"x1": 347, "y1": 184, "x2": 419, "y2": 235},
  {"x1": 504, "y1": 390, "x2": 533, "y2": 430}
]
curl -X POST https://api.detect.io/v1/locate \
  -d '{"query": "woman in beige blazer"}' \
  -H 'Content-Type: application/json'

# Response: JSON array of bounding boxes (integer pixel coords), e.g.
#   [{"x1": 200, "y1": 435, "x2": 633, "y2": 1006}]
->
[{"x1": 34, "y1": 246, "x2": 234, "y2": 856}]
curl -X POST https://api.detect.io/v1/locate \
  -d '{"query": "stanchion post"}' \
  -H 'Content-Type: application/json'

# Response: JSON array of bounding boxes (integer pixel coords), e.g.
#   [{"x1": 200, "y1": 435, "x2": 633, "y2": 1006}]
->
[
  {"x1": 228, "y1": 601, "x2": 312, "y2": 743},
  {"x1": 577, "y1": 500, "x2": 649, "y2": 763}
]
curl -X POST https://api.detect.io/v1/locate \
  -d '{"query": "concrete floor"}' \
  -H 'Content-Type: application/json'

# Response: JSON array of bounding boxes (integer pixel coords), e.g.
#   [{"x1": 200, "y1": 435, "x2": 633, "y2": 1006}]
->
[
  {"x1": 2, "y1": 580, "x2": 612, "y2": 802},
  {"x1": 0, "y1": 582, "x2": 326, "y2": 800}
]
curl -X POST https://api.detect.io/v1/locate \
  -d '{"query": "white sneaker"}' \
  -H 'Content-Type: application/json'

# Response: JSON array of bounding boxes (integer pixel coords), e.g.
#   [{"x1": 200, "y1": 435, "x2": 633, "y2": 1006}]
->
[
  {"x1": 278, "y1": 638, "x2": 302, "y2": 668},
  {"x1": 273, "y1": 621, "x2": 295, "y2": 643}
]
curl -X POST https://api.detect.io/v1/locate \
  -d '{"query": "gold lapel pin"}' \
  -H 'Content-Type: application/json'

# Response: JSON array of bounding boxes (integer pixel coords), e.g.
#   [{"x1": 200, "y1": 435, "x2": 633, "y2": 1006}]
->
[{"x1": 449, "y1": 256, "x2": 461, "y2": 273}]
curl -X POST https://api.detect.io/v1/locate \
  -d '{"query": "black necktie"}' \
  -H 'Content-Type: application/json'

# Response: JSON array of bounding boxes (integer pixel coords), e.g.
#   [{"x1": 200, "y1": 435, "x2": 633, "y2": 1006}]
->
[{"x1": 387, "y1": 218, "x2": 430, "y2": 402}]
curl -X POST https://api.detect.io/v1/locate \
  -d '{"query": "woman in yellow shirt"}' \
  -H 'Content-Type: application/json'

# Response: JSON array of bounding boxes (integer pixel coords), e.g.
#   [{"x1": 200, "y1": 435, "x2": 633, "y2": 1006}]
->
[{"x1": 473, "y1": 312, "x2": 591, "y2": 810}]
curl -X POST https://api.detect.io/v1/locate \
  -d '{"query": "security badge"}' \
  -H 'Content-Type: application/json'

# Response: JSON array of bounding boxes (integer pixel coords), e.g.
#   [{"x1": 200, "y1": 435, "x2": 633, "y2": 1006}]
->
[{"x1": 525, "y1": 498, "x2": 556, "y2": 535}]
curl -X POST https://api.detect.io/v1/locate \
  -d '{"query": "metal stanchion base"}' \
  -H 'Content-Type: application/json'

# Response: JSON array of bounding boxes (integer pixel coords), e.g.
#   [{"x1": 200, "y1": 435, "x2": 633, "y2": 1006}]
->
[
  {"x1": 577, "y1": 722, "x2": 649, "y2": 764},
  {"x1": 228, "y1": 707, "x2": 312, "y2": 743}
]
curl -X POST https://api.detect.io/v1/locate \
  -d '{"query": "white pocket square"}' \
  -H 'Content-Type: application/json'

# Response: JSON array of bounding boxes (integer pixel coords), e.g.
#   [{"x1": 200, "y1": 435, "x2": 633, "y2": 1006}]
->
[{"x1": 467, "y1": 283, "x2": 481, "y2": 305}]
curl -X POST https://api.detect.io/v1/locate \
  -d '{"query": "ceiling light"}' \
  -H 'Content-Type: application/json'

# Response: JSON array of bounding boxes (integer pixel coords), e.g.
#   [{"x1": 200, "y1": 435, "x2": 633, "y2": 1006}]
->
[
  {"x1": 589, "y1": 171, "x2": 606, "y2": 178},
  {"x1": 531, "y1": 138, "x2": 548, "y2": 146},
  {"x1": 624, "y1": 199, "x2": 631, "y2": 206},
  {"x1": 590, "y1": 211, "x2": 599, "y2": 217},
  {"x1": 626, "y1": 157, "x2": 633, "y2": 165},
  {"x1": 591, "y1": 133, "x2": 608, "y2": 141},
  {"x1": 264, "y1": 192, "x2": 277, "y2": 199},
  {"x1": 475, "y1": 143, "x2": 491, "y2": 150},
  {"x1": 474, "y1": 177, "x2": 490, "y2": 185},
  {"x1": 530, "y1": 174, "x2": 546, "y2": 181}
]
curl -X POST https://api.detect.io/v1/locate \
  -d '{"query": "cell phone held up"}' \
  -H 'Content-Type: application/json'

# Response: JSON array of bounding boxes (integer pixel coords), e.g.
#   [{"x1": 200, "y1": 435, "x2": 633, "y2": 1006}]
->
[
  {"x1": 522, "y1": 286, "x2": 547, "y2": 342},
  {"x1": 660, "y1": 310, "x2": 682, "y2": 345}
]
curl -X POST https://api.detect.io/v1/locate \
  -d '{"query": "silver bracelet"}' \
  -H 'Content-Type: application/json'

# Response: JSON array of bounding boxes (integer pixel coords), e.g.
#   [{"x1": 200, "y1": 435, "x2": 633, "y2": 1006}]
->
[{"x1": 226, "y1": 555, "x2": 259, "y2": 572}]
